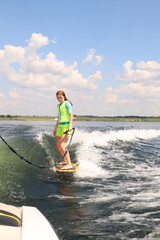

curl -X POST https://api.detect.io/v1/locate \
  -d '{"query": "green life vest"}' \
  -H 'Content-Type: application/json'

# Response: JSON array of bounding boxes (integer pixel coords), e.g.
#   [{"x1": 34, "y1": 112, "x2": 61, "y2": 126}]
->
[{"x1": 57, "y1": 101, "x2": 70, "y2": 124}]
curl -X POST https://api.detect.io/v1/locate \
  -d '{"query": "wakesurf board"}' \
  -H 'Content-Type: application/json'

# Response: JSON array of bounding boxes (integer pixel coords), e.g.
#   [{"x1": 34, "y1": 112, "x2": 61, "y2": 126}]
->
[{"x1": 52, "y1": 163, "x2": 79, "y2": 173}]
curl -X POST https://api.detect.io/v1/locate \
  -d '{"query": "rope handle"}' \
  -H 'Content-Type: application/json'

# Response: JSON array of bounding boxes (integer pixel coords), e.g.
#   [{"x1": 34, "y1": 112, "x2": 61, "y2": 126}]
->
[{"x1": 63, "y1": 127, "x2": 75, "y2": 135}]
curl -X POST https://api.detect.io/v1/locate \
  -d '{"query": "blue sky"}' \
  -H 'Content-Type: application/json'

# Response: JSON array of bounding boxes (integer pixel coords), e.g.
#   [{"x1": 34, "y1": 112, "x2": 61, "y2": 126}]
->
[{"x1": 0, "y1": 0, "x2": 160, "y2": 116}]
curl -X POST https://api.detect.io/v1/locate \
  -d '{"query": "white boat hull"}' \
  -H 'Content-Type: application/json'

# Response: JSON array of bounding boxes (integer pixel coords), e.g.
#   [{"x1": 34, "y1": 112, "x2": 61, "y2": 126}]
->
[{"x1": 0, "y1": 203, "x2": 59, "y2": 240}]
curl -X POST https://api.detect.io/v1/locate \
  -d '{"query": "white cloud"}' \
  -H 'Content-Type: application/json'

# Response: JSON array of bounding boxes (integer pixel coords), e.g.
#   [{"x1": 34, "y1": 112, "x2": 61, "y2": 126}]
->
[
  {"x1": 0, "y1": 92, "x2": 4, "y2": 98},
  {"x1": 117, "y1": 60, "x2": 160, "y2": 82},
  {"x1": 82, "y1": 48, "x2": 95, "y2": 64},
  {"x1": 104, "y1": 87, "x2": 117, "y2": 103},
  {"x1": 82, "y1": 48, "x2": 103, "y2": 65},
  {"x1": 2, "y1": 33, "x2": 160, "y2": 116},
  {"x1": 81, "y1": 95, "x2": 93, "y2": 100},
  {"x1": 100, "y1": 56, "x2": 160, "y2": 115},
  {"x1": 101, "y1": 58, "x2": 160, "y2": 116},
  {"x1": 104, "y1": 82, "x2": 160, "y2": 105},
  {"x1": 0, "y1": 33, "x2": 102, "y2": 92},
  {"x1": 61, "y1": 69, "x2": 102, "y2": 90},
  {"x1": 87, "y1": 70, "x2": 102, "y2": 89},
  {"x1": 117, "y1": 83, "x2": 160, "y2": 99},
  {"x1": 9, "y1": 88, "x2": 34, "y2": 99},
  {"x1": 0, "y1": 33, "x2": 104, "y2": 115},
  {"x1": 95, "y1": 55, "x2": 103, "y2": 65},
  {"x1": 51, "y1": 38, "x2": 57, "y2": 44},
  {"x1": 136, "y1": 61, "x2": 160, "y2": 70},
  {"x1": 26, "y1": 33, "x2": 49, "y2": 50},
  {"x1": 6, "y1": 87, "x2": 55, "y2": 115}
]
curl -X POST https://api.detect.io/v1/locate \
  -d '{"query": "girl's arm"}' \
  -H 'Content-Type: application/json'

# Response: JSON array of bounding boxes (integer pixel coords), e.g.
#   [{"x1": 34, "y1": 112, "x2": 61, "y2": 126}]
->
[
  {"x1": 69, "y1": 113, "x2": 73, "y2": 131},
  {"x1": 65, "y1": 101, "x2": 73, "y2": 132}
]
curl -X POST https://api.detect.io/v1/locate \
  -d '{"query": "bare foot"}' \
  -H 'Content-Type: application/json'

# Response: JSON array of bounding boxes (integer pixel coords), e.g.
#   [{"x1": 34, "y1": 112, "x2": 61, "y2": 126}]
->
[
  {"x1": 60, "y1": 164, "x2": 75, "y2": 170},
  {"x1": 57, "y1": 161, "x2": 67, "y2": 166}
]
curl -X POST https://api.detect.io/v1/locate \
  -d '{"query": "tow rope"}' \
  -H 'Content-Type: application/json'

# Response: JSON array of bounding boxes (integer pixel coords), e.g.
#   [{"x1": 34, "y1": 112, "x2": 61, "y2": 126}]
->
[{"x1": 0, "y1": 127, "x2": 75, "y2": 169}]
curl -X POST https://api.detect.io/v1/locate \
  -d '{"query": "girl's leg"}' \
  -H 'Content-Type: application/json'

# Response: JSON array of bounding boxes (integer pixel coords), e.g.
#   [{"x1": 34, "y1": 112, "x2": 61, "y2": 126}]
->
[
  {"x1": 60, "y1": 134, "x2": 72, "y2": 166},
  {"x1": 56, "y1": 135, "x2": 72, "y2": 166},
  {"x1": 56, "y1": 136, "x2": 65, "y2": 160}
]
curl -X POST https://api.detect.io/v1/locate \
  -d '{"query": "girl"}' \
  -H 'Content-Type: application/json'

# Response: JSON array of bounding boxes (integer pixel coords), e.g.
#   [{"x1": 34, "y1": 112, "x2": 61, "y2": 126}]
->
[{"x1": 53, "y1": 90, "x2": 73, "y2": 170}]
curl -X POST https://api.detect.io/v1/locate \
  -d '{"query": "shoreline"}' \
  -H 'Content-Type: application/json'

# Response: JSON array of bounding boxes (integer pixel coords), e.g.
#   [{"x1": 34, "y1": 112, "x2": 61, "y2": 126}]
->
[{"x1": 1, "y1": 115, "x2": 160, "y2": 122}]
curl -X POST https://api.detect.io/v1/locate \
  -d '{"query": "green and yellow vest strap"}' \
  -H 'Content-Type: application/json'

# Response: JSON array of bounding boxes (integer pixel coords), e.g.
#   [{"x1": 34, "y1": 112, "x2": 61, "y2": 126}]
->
[{"x1": 57, "y1": 101, "x2": 70, "y2": 124}]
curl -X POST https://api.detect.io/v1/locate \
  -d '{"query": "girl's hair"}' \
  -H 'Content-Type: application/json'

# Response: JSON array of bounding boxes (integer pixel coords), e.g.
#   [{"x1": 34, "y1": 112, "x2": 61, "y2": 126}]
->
[{"x1": 56, "y1": 90, "x2": 73, "y2": 106}]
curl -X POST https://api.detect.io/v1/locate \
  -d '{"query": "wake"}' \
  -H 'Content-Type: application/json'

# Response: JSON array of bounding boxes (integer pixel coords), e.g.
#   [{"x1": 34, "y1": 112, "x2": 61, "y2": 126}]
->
[
  {"x1": 72, "y1": 128, "x2": 160, "y2": 178},
  {"x1": 35, "y1": 128, "x2": 160, "y2": 178}
]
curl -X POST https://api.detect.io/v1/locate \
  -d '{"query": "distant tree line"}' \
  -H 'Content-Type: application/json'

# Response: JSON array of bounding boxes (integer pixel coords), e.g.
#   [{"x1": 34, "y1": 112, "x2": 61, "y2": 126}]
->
[
  {"x1": 0, "y1": 115, "x2": 19, "y2": 119},
  {"x1": 0, "y1": 115, "x2": 12, "y2": 118}
]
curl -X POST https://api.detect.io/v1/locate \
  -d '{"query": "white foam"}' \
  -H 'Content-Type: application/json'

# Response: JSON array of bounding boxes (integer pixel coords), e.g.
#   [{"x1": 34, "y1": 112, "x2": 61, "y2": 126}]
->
[
  {"x1": 74, "y1": 129, "x2": 160, "y2": 146},
  {"x1": 35, "y1": 128, "x2": 160, "y2": 179},
  {"x1": 35, "y1": 132, "x2": 44, "y2": 143},
  {"x1": 108, "y1": 211, "x2": 145, "y2": 222},
  {"x1": 73, "y1": 130, "x2": 107, "y2": 178},
  {"x1": 35, "y1": 131, "x2": 54, "y2": 162},
  {"x1": 35, "y1": 131, "x2": 52, "y2": 144},
  {"x1": 48, "y1": 195, "x2": 74, "y2": 200},
  {"x1": 73, "y1": 128, "x2": 160, "y2": 179}
]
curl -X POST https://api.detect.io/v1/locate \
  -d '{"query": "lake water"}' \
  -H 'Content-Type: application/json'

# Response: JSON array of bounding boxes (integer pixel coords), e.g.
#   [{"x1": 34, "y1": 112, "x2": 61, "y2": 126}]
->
[{"x1": 0, "y1": 120, "x2": 160, "y2": 239}]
